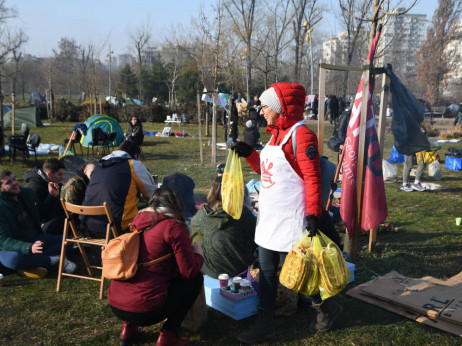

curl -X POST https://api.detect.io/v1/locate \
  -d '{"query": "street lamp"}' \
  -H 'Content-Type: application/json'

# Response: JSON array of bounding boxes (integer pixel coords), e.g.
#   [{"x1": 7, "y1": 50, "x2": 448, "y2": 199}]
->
[
  {"x1": 303, "y1": 18, "x2": 322, "y2": 95},
  {"x1": 106, "y1": 45, "x2": 114, "y2": 101}
]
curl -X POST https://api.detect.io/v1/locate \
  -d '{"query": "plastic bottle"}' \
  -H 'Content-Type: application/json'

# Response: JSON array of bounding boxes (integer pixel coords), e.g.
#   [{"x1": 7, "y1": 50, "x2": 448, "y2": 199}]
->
[{"x1": 208, "y1": 140, "x2": 211, "y2": 146}]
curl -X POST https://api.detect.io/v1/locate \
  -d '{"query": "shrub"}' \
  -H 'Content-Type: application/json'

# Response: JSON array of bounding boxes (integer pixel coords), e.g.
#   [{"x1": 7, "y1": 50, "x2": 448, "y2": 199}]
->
[
  {"x1": 52, "y1": 100, "x2": 80, "y2": 122},
  {"x1": 440, "y1": 124, "x2": 462, "y2": 139}
]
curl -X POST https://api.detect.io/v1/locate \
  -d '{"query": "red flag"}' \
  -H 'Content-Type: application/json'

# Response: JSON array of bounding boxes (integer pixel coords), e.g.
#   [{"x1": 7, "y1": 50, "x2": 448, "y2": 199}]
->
[{"x1": 340, "y1": 29, "x2": 388, "y2": 237}]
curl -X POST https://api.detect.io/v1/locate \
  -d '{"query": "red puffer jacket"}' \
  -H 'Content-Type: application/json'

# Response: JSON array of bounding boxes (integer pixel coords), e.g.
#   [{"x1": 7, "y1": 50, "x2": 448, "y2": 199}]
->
[
  {"x1": 107, "y1": 210, "x2": 204, "y2": 313},
  {"x1": 245, "y1": 82, "x2": 322, "y2": 218}
]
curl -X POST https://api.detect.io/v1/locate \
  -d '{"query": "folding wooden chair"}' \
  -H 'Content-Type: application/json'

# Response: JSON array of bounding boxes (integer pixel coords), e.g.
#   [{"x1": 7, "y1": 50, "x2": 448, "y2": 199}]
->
[{"x1": 57, "y1": 200, "x2": 118, "y2": 299}]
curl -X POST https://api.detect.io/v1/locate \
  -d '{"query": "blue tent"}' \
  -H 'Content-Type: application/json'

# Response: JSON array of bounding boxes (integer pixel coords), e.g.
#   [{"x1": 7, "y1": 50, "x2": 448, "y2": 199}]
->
[{"x1": 80, "y1": 114, "x2": 124, "y2": 147}]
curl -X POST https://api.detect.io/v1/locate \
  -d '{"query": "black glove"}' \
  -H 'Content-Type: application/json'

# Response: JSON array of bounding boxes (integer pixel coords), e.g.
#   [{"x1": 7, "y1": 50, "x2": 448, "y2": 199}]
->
[
  {"x1": 231, "y1": 141, "x2": 253, "y2": 158},
  {"x1": 306, "y1": 214, "x2": 318, "y2": 237}
]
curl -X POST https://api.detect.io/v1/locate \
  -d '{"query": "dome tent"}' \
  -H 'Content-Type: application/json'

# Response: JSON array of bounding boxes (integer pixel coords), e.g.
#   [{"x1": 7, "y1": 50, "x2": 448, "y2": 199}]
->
[{"x1": 80, "y1": 114, "x2": 124, "y2": 147}]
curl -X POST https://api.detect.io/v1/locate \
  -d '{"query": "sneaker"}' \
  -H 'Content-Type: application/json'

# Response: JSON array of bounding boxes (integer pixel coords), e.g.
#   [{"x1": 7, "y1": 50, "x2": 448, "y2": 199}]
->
[
  {"x1": 400, "y1": 184, "x2": 413, "y2": 192},
  {"x1": 18, "y1": 267, "x2": 48, "y2": 279},
  {"x1": 411, "y1": 183, "x2": 425, "y2": 192},
  {"x1": 60, "y1": 258, "x2": 77, "y2": 274}
]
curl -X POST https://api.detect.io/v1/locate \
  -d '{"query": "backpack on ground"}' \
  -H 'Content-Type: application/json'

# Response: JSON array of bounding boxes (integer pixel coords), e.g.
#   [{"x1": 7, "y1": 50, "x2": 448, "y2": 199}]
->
[{"x1": 102, "y1": 222, "x2": 172, "y2": 280}]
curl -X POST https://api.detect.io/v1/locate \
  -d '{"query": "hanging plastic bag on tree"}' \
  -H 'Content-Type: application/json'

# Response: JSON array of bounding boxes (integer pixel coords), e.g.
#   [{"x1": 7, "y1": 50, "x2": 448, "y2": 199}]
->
[
  {"x1": 313, "y1": 231, "x2": 351, "y2": 300},
  {"x1": 221, "y1": 150, "x2": 244, "y2": 219},
  {"x1": 279, "y1": 233, "x2": 320, "y2": 296}
]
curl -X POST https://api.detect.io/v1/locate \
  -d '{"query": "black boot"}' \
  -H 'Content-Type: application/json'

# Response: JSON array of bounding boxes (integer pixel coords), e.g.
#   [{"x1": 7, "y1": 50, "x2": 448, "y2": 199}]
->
[
  {"x1": 309, "y1": 299, "x2": 343, "y2": 333},
  {"x1": 237, "y1": 308, "x2": 276, "y2": 344}
]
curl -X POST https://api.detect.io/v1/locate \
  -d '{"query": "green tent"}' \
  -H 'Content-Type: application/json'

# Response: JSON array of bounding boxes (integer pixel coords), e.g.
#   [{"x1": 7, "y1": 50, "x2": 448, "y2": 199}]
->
[
  {"x1": 80, "y1": 114, "x2": 124, "y2": 147},
  {"x1": 3, "y1": 107, "x2": 43, "y2": 128}
]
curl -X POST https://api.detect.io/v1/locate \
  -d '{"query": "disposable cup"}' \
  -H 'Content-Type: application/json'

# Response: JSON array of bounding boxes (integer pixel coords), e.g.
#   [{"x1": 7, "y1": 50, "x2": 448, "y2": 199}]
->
[
  {"x1": 240, "y1": 279, "x2": 251, "y2": 291},
  {"x1": 456, "y1": 217, "x2": 462, "y2": 226},
  {"x1": 231, "y1": 277, "x2": 242, "y2": 290},
  {"x1": 218, "y1": 273, "x2": 229, "y2": 288}
]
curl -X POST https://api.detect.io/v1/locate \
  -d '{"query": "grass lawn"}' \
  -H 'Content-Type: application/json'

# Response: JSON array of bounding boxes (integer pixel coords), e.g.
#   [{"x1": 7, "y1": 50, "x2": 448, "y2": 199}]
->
[{"x1": 1, "y1": 119, "x2": 461, "y2": 345}]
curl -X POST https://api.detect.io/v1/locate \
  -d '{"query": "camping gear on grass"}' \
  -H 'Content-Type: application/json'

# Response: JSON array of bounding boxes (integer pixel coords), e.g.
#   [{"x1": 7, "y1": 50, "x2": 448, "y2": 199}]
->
[
  {"x1": 80, "y1": 114, "x2": 124, "y2": 148},
  {"x1": 3, "y1": 107, "x2": 43, "y2": 128}
]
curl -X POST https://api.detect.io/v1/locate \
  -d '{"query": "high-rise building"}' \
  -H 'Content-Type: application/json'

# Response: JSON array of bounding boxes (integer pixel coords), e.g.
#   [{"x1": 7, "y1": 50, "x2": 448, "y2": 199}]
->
[{"x1": 380, "y1": 9, "x2": 428, "y2": 76}]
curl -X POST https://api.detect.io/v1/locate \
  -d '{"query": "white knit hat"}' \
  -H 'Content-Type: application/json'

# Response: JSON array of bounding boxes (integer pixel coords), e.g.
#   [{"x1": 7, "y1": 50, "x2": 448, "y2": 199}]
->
[
  {"x1": 246, "y1": 120, "x2": 252, "y2": 128},
  {"x1": 259, "y1": 87, "x2": 281, "y2": 113}
]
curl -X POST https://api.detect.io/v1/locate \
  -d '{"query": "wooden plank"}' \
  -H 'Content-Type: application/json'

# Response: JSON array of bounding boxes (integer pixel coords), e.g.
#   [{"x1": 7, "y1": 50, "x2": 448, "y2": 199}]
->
[
  {"x1": 352, "y1": 61, "x2": 371, "y2": 261},
  {"x1": 317, "y1": 65, "x2": 326, "y2": 155},
  {"x1": 377, "y1": 75, "x2": 389, "y2": 156}
]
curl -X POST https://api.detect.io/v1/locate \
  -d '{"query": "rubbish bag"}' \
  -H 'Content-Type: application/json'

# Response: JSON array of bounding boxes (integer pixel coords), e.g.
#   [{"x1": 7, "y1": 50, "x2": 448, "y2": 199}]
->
[
  {"x1": 385, "y1": 64, "x2": 430, "y2": 155},
  {"x1": 428, "y1": 160, "x2": 442, "y2": 180},
  {"x1": 279, "y1": 233, "x2": 320, "y2": 296},
  {"x1": 313, "y1": 231, "x2": 351, "y2": 300},
  {"x1": 382, "y1": 159, "x2": 397, "y2": 181},
  {"x1": 221, "y1": 150, "x2": 244, "y2": 219},
  {"x1": 387, "y1": 145, "x2": 404, "y2": 164}
]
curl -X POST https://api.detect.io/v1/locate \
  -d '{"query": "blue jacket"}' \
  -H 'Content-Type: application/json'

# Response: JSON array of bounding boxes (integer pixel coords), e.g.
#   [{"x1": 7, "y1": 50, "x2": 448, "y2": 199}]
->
[{"x1": 81, "y1": 150, "x2": 156, "y2": 233}]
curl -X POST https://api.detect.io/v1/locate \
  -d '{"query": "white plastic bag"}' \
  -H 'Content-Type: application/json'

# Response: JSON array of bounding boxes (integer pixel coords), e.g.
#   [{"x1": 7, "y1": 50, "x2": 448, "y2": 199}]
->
[
  {"x1": 428, "y1": 160, "x2": 442, "y2": 180},
  {"x1": 382, "y1": 159, "x2": 397, "y2": 181}
]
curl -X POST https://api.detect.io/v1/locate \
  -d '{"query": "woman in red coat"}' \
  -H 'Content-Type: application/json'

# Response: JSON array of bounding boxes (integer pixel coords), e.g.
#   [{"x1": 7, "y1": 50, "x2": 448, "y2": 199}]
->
[{"x1": 108, "y1": 187, "x2": 204, "y2": 346}]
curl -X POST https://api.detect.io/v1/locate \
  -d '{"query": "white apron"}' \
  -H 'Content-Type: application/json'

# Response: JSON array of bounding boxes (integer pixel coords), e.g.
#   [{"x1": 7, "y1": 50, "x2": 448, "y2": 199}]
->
[{"x1": 255, "y1": 121, "x2": 307, "y2": 252}]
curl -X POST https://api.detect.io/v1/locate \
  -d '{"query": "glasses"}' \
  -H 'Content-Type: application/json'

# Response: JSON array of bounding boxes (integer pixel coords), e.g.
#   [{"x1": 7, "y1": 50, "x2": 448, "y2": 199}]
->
[{"x1": 257, "y1": 105, "x2": 269, "y2": 112}]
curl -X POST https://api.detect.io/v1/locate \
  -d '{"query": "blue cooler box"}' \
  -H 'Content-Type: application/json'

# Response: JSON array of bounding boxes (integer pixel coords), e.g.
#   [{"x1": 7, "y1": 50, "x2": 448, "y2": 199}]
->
[{"x1": 445, "y1": 156, "x2": 462, "y2": 171}]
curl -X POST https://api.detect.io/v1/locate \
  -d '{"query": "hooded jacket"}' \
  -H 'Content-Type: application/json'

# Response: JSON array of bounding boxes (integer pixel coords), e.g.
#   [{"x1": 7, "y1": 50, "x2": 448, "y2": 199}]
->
[
  {"x1": 24, "y1": 167, "x2": 49, "y2": 202},
  {"x1": 245, "y1": 82, "x2": 322, "y2": 218},
  {"x1": 190, "y1": 205, "x2": 257, "y2": 279},
  {"x1": 107, "y1": 208, "x2": 203, "y2": 313},
  {"x1": 81, "y1": 150, "x2": 156, "y2": 233}
]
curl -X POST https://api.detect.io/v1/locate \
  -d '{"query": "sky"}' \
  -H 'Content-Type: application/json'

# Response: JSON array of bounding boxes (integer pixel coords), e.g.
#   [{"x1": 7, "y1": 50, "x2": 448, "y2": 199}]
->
[{"x1": 10, "y1": 0, "x2": 439, "y2": 59}]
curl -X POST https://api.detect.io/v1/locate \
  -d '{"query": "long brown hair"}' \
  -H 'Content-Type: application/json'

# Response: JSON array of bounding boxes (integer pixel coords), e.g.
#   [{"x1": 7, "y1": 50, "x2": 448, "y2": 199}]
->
[
  {"x1": 207, "y1": 176, "x2": 222, "y2": 210},
  {"x1": 148, "y1": 187, "x2": 185, "y2": 224}
]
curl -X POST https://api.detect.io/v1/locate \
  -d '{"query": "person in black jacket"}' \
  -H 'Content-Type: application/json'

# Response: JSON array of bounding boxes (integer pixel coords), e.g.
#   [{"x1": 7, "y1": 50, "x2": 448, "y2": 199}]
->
[
  {"x1": 246, "y1": 95, "x2": 261, "y2": 131},
  {"x1": 25, "y1": 158, "x2": 65, "y2": 202},
  {"x1": 125, "y1": 116, "x2": 144, "y2": 146},
  {"x1": 243, "y1": 120, "x2": 261, "y2": 149}
]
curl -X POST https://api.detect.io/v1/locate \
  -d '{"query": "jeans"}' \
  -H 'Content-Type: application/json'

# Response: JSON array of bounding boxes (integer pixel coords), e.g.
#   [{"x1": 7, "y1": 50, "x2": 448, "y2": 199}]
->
[
  {"x1": 110, "y1": 273, "x2": 204, "y2": 334},
  {"x1": 0, "y1": 234, "x2": 63, "y2": 270},
  {"x1": 258, "y1": 246, "x2": 323, "y2": 310}
]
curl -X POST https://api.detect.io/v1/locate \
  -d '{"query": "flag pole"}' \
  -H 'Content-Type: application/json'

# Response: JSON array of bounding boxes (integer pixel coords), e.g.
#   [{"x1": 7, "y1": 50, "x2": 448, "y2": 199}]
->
[{"x1": 350, "y1": 60, "x2": 371, "y2": 260}]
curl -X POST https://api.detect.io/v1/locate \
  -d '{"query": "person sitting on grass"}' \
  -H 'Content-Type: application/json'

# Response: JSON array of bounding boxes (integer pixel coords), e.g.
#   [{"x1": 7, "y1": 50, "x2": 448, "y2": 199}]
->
[
  {"x1": 189, "y1": 176, "x2": 257, "y2": 279},
  {"x1": 125, "y1": 116, "x2": 144, "y2": 146},
  {"x1": 108, "y1": 187, "x2": 204, "y2": 346},
  {"x1": 0, "y1": 170, "x2": 76, "y2": 279},
  {"x1": 61, "y1": 160, "x2": 97, "y2": 205}
]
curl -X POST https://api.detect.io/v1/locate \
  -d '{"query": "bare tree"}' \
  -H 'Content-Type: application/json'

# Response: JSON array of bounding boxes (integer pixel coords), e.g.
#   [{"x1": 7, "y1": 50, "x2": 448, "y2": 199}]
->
[
  {"x1": 53, "y1": 37, "x2": 79, "y2": 100},
  {"x1": 291, "y1": 0, "x2": 322, "y2": 84},
  {"x1": 0, "y1": 0, "x2": 27, "y2": 127},
  {"x1": 128, "y1": 19, "x2": 152, "y2": 100},
  {"x1": 224, "y1": 0, "x2": 257, "y2": 101},
  {"x1": 415, "y1": 0, "x2": 462, "y2": 104}
]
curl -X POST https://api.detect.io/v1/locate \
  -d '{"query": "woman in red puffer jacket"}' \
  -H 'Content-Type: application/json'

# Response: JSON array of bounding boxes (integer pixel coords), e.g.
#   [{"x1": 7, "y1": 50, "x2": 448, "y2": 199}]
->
[{"x1": 108, "y1": 187, "x2": 204, "y2": 346}]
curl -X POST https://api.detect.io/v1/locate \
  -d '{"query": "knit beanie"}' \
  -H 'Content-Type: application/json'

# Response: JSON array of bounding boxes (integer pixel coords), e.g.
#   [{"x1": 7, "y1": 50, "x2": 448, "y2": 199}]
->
[
  {"x1": 259, "y1": 87, "x2": 282, "y2": 113},
  {"x1": 246, "y1": 120, "x2": 252, "y2": 128}
]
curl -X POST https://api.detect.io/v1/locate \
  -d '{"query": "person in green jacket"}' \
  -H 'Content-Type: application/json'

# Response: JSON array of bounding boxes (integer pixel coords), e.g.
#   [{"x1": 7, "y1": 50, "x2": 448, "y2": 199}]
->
[
  {"x1": 0, "y1": 170, "x2": 76, "y2": 279},
  {"x1": 190, "y1": 176, "x2": 257, "y2": 279}
]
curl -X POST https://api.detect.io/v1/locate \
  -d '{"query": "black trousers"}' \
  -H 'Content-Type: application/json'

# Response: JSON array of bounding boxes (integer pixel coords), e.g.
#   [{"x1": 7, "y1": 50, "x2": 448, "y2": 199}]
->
[{"x1": 110, "y1": 273, "x2": 203, "y2": 334}]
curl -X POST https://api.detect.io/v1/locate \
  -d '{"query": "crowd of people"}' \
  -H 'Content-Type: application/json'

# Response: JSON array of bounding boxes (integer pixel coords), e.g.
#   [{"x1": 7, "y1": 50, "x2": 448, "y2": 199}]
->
[{"x1": 0, "y1": 83, "x2": 354, "y2": 345}]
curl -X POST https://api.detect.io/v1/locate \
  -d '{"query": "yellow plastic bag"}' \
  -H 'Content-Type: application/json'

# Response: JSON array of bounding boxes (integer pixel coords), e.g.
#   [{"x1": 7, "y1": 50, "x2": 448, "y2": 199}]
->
[
  {"x1": 279, "y1": 233, "x2": 320, "y2": 296},
  {"x1": 415, "y1": 150, "x2": 437, "y2": 164},
  {"x1": 221, "y1": 150, "x2": 244, "y2": 219},
  {"x1": 312, "y1": 231, "x2": 351, "y2": 300}
]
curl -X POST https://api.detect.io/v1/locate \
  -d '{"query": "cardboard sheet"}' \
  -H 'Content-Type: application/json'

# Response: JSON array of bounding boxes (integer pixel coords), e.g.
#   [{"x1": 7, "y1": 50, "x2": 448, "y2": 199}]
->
[{"x1": 347, "y1": 271, "x2": 462, "y2": 337}]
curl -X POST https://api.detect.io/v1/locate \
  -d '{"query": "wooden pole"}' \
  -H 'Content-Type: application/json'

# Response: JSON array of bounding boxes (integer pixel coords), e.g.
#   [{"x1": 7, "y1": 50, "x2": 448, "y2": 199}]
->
[
  {"x1": 61, "y1": 131, "x2": 75, "y2": 159},
  {"x1": 197, "y1": 93, "x2": 203, "y2": 165},
  {"x1": 368, "y1": 74, "x2": 389, "y2": 252},
  {"x1": 211, "y1": 93, "x2": 217, "y2": 166},
  {"x1": 99, "y1": 95, "x2": 102, "y2": 114},
  {"x1": 11, "y1": 93, "x2": 15, "y2": 135},
  {"x1": 350, "y1": 60, "x2": 371, "y2": 261},
  {"x1": 317, "y1": 65, "x2": 326, "y2": 155}
]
